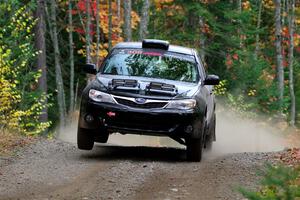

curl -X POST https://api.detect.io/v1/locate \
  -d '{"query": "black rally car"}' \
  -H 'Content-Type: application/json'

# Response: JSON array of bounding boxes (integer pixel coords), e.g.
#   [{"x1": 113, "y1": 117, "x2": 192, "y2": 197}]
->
[{"x1": 78, "y1": 39, "x2": 219, "y2": 161}]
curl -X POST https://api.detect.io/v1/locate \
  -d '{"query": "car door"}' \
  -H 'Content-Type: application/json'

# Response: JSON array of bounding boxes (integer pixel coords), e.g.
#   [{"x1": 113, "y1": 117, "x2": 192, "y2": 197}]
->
[{"x1": 195, "y1": 52, "x2": 214, "y2": 124}]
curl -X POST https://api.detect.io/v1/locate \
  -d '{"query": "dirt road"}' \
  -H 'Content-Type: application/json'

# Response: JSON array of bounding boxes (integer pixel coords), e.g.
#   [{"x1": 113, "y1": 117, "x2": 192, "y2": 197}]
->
[{"x1": 0, "y1": 109, "x2": 287, "y2": 200}]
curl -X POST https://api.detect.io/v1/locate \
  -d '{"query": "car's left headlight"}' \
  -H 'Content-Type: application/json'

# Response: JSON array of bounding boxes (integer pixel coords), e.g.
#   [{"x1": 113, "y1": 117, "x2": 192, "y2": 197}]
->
[
  {"x1": 165, "y1": 99, "x2": 196, "y2": 110},
  {"x1": 89, "y1": 89, "x2": 115, "y2": 104}
]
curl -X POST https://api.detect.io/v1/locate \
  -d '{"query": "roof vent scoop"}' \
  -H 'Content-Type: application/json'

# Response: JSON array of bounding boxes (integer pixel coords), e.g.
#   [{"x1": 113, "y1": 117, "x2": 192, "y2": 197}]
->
[{"x1": 142, "y1": 39, "x2": 169, "y2": 50}]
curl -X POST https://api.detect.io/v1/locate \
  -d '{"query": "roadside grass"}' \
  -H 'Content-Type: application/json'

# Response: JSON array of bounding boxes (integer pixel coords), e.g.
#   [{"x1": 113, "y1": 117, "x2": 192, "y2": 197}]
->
[
  {"x1": 0, "y1": 131, "x2": 33, "y2": 156},
  {"x1": 238, "y1": 148, "x2": 300, "y2": 199}
]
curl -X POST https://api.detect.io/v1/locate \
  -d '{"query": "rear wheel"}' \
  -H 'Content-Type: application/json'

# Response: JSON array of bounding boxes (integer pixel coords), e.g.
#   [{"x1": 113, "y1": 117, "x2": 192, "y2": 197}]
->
[{"x1": 77, "y1": 128, "x2": 94, "y2": 150}]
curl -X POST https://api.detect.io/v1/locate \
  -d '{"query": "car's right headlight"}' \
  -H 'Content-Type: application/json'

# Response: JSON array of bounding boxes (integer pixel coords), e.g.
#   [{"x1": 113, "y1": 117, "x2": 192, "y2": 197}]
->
[
  {"x1": 165, "y1": 99, "x2": 196, "y2": 110},
  {"x1": 89, "y1": 89, "x2": 115, "y2": 104}
]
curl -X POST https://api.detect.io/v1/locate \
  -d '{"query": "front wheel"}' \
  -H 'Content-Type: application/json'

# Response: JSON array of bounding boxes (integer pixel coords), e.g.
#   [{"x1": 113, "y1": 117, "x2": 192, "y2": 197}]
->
[
  {"x1": 206, "y1": 114, "x2": 216, "y2": 150},
  {"x1": 77, "y1": 128, "x2": 94, "y2": 150},
  {"x1": 94, "y1": 128, "x2": 109, "y2": 143},
  {"x1": 186, "y1": 138, "x2": 203, "y2": 162}
]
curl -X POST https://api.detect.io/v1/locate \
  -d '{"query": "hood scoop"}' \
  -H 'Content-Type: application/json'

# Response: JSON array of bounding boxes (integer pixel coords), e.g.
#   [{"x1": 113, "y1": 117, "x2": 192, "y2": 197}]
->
[
  {"x1": 146, "y1": 82, "x2": 178, "y2": 96},
  {"x1": 108, "y1": 79, "x2": 139, "y2": 91}
]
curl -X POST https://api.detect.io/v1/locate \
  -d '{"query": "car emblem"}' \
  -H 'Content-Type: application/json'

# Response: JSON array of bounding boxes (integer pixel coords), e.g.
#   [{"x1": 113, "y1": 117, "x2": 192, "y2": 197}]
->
[{"x1": 135, "y1": 98, "x2": 147, "y2": 104}]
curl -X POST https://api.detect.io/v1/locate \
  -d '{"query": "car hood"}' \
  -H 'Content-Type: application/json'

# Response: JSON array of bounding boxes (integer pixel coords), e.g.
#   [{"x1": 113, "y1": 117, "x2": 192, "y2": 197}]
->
[{"x1": 96, "y1": 74, "x2": 199, "y2": 99}]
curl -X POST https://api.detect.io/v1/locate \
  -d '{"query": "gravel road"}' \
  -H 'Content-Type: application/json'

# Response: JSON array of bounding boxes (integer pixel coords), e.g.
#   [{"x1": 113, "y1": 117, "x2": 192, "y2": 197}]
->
[{"x1": 0, "y1": 109, "x2": 287, "y2": 200}]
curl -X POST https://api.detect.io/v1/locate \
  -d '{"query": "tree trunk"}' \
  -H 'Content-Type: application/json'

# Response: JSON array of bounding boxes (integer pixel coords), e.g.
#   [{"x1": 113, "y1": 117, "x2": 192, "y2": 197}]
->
[
  {"x1": 68, "y1": 0, "x2": 74, "y2": 113},
  {"x1": 274, "y1": 0, "x2": 284, "y2": 109},
  {"x1": 49, "y1": 0, "x2": 66, "y2": 128},
  {"x1": 35, "y1": 0, "x2": 48, "y2": 126},
  {"x1": 199, "y1": 16, "x2": 206, "y2": 63},
  {"x1": 288, "y1": 0, "x2": 296, "y2": 126},
  {"x1": 139, "y1": 0, "x2": 150, "y2": 40},
  {"x1": 237, "y1": 0, "x2": 243, "y2": 48},
  {"x1": 123, "y1": 0, "x2": 132, "y2": 41},
  {"x1": 86, "y1": 0, "x2": 91, "y2": 63},
  {"x1": 108, "y1": 0, "x2": 112, "y2": 50},
  {"x1": 117, "y1": 0, "x2": 121, "y2": 19},
  {"x1": 74, "y1": 79, "x2": 79, "y2": 111},
  {"x1": 96, "y1": 0, "x2": 100, "y2": 67},
  {"x1": 254, "y1": 0, "x2": 263, "y2": 59}
]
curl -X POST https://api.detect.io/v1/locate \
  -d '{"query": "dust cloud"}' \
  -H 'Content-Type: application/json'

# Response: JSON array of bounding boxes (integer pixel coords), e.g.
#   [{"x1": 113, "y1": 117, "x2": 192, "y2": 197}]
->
[
  {"x1": 58, "y1": 105, "x2": 287, "y2": 159},
  {"x1": 207, "y1": 106, "x2": 286, "y2": 158}
]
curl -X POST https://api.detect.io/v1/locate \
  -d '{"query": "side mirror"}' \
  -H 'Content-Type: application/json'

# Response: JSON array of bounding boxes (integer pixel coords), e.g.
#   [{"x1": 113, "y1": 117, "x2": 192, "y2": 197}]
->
[
  {"x1": 204, "y1": 74, "x2": 220, "y2": 85},
  {"x1": 83, "y1": 63, "x2": 97, "y2": 75}
]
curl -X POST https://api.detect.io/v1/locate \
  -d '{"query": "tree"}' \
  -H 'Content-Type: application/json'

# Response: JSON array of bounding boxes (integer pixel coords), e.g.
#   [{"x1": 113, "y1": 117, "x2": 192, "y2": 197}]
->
[
  {"x1": 0, "y1": 3, "x2": 50, "y2": 135},
  {"x1": 68, "y1": 0, "x2": 75, "y2": 113},
  {"x1": 287, "y1": 0, "x2": 296, "y2": 126},
  {"x1": 199, "y1": 16, "x2": 206, "y2": 62},
  {"x1": 74, "y1": 0, "x2": 140, "y2": 60},
  {"x1": 46, "y1": 0, "x2": 67, "y2": 129},
  {"x1": 274, "y1": 0, "x2": 285, "y2": 110},
  {"x1": 95, "y1": 0, "x2": 100, "y2": 67},
  {"x1": 108, "y1": 0, "x2": 112, "y2": 50},
  {"x1": 35, "y1": 0, "x2": 48, "y2": 125},
  {"x1": 117, "y1": 0, "x2": 121, "y2": 19},
  {"x1": 123, "y1": 0, "x2": 132, "y2": 41},
  {"x1": 254, "y1": 0, "x2": 263, "y2": 59},
  {"x1": 86, "y1": 0, "x2": 91, "y2": 63},
  {"x1": 139, "y1": 0, "x2": 150, "y2": 40}
]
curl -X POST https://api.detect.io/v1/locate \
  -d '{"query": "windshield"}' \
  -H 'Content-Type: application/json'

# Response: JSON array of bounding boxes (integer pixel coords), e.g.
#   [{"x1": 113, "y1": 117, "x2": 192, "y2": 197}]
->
[{"x1": 101, "y1": 49, "x2": 199, "y2": 83}]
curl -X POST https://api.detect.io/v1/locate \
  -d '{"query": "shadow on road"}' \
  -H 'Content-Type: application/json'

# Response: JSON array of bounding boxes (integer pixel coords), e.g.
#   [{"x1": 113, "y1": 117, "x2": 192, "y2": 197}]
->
[{"x1": 78, "y1": 144, "x2": 187, "y2": 162}]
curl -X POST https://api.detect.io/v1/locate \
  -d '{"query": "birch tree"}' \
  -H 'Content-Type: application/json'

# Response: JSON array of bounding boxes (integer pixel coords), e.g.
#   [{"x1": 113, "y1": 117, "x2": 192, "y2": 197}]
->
[
  {"x1": 199, "y1": 17, "x2": 206, "y2": 62},
  {"x1": 86, "y1": 0, "x2": 91, "y2": 63},
  {"x1": 108, "y1": 0, "x2": 112, "y2": 50},
  {"x1": 254, "y1": 0, "x2": 263, "y2": 59},
  {"x1": 123, "y1": 0, "x2": 132, "y2": 41},
  {"x1": 35, "y1": 0, "x2": 48, "y2": 124},
  {"x1": 274, "y1": 0, "x2": 284, "y2": 109},
  {"x1": 68, "y1": 0, "x2": 75, "y2": 113},
  {"x1": 237, "y1": 0, "x2": 243, "y2": 48},
  {"x1": 96, "y1": 0, "x2": 100, "y2": 67},
  {"x1": 46, "y1": 0, "x2": 67, "y2": 128},
  {"x1": 117, "y1": 0, "x2": 121, "y2": 19},
  {"x1": 139, "y1": 0, "x2": 150, "y2": 40},
  {"x1": 288, "y1": 0, "x2": 296, "y2": 126}
]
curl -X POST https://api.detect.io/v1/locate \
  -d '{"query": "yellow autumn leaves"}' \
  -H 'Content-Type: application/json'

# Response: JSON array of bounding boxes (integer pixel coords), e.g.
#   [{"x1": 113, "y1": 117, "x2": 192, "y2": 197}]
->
[{"x1": 0, "y1": 6, "x2": 50, "y2": 135}]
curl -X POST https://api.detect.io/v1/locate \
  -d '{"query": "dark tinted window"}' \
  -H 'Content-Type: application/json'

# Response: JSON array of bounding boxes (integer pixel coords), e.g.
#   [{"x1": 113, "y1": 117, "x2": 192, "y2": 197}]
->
[{"x1": 101, "y1": 49, "x2": 199, "y2": 83}]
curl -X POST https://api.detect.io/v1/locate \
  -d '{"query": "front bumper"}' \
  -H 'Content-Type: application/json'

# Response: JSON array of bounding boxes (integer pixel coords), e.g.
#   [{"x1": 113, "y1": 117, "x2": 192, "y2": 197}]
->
[{"x1": 79, "y1": 100, "x2": 200, "y2": 137}]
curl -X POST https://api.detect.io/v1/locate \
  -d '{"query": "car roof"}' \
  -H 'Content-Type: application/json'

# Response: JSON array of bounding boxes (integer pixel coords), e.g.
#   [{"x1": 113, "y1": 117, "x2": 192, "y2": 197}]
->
[{"x1": 113, "y1": 42, "x2": 195, "y2": 56}]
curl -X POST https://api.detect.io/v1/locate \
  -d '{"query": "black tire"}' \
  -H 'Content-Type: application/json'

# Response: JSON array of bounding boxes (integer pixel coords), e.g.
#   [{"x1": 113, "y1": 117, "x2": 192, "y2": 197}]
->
[
  {"x1": 77, "y1": 128, "x2": 94, "y2": 150},
  {"x1": 94, "y1": 128, "x2": 109, "y2": 143},
  {"x1": 206, "y1": 114, "x2": 216, "y2": 150},
  {"x1": 186, "y1": 138, "x2": 203, "y2": 162},
  {"x1": 186, "y1": 118, "x2": 205, "y2": 162}
]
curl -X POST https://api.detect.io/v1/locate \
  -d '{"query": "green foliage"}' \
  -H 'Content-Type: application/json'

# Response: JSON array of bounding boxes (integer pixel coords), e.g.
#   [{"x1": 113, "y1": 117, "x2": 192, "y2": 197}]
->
[
  {"x1": 0, "y1": 4, "x2": 50, "y2": 135},
  {"x1": 226, "y1": 93, "x2": 257, "y2": 118},
  {"x1": 214, "y1": 80, "x2": 228, "y2": 96},
  {"x1": 239, "y1": 164, "x2": 300, "y2": 200}
]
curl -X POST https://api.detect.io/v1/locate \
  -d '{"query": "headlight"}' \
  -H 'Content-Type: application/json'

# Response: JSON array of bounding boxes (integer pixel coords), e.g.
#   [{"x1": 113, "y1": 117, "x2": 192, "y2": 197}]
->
[
  {"x1": 89, "y1": 89, "x2": 115, "y2": 104},
  {"x1": 165, "y1": 99, "x2": 196, "y2": 110}
]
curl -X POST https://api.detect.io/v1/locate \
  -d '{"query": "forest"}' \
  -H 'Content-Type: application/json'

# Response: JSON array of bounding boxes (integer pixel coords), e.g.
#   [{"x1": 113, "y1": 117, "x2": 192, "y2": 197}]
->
[
  {"x1": 0, "y1": 0, "x2": 299, "y2": 135},
  {"x1": 1, "y1": 1, "x2": 300, "y2": 199}
]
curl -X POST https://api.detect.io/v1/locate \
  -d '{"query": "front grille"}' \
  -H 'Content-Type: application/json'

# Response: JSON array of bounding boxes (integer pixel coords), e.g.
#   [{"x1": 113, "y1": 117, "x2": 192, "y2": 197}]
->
[
  {"x1": 105, "y1": 112, "x2": 178, "y2": 132},
  {"x1": 114, "y1": 97, "x2": 167, "y2": 109}
]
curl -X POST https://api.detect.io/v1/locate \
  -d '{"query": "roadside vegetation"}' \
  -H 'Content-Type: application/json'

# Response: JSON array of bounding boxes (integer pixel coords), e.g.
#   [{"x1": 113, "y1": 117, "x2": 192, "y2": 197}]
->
[{"x1": 239, "y1": 149, "x2": 300, "y2": 200}]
